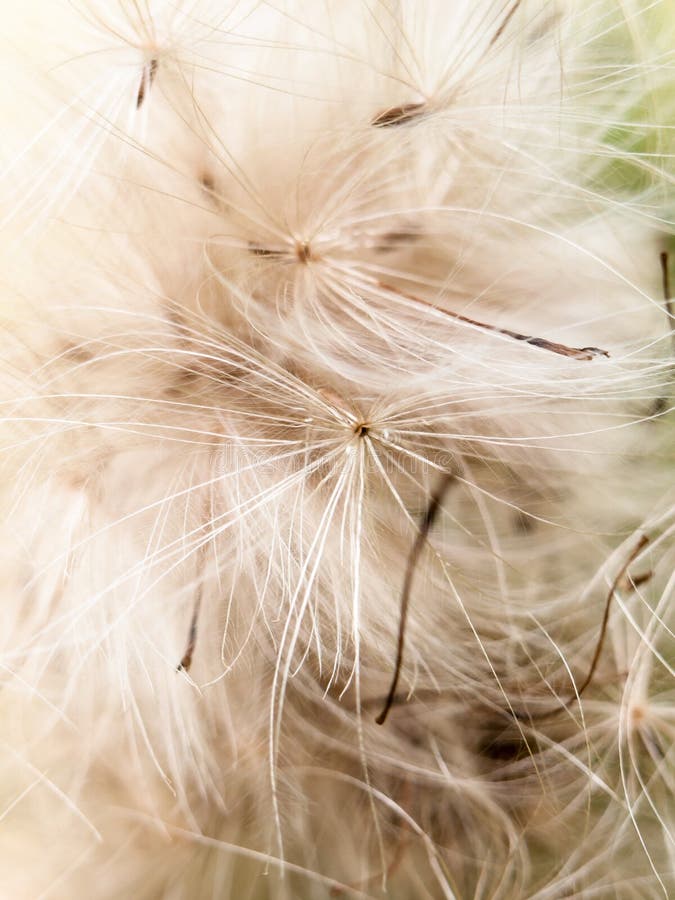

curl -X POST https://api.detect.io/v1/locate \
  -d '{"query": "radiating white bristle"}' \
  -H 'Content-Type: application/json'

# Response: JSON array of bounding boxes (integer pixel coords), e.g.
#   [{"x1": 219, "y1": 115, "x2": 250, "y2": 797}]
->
[{"x1": 0, "y1": 1, "x2": 673, "y2": 897}]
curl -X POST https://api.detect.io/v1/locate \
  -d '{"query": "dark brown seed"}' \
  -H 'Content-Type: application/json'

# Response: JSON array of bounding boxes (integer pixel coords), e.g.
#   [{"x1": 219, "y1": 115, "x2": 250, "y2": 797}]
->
[
  {"x1": 490, "y1": 0, "x2": 522, "y2": 47},
  {"x1": 248, "y1": 243, "x2": 285, "y2": 258},
  {"x1": 376, "y1": 279, "x2": 610, "y2": 361},
  {"x1": 371, "y1": 102, "x2": 426, "y2": 128},
  {"x1": 177, "y1": 587, "x2": 202, "y2": 673},
  {"x1": 136, "y1": 58, "x2": 159, "y2": 109}
]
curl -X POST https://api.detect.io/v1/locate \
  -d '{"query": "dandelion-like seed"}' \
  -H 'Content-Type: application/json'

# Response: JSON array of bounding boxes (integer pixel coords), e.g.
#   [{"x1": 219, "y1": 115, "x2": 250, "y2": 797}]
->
[{"x1": 0, "y1": 1, "x2": 672, "y2": 898}]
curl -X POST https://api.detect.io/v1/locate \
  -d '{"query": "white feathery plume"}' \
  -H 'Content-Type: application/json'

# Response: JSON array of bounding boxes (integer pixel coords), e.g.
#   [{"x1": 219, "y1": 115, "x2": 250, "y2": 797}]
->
[{"x1": 0, "y1": 1, "x2": 673, "y2": 897}]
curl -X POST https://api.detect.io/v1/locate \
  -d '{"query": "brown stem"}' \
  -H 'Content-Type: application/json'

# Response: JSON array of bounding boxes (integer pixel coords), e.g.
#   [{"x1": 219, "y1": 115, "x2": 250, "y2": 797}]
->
[
  {"x1": 377, "y1": 280, "x2": 609, "y2": 361},
  {"x1": 376, "y1": 473, "x2": 455, "y2": 725},
  {"x1": 570, "y1": 534, "x2": 649, "y2": 702}
]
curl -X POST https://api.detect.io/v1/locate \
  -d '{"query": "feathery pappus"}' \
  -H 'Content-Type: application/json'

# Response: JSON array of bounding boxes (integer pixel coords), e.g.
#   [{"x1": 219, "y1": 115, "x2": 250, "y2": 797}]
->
[{"x1": 0, "y1": 2, "x2": 673, "y2": 898}]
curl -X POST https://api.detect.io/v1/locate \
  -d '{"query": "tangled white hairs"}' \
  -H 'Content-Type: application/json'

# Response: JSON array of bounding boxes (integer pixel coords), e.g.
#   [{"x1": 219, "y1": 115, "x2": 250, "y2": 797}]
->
[{"x1": 0, "y1": 1, "x2": 673, "y2": 898}]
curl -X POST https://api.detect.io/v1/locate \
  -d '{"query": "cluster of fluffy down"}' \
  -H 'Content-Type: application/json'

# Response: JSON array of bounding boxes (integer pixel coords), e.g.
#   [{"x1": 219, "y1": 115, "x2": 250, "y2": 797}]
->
[{"x1": 0, "y1": 1, "x2": 673, "y2": 897}]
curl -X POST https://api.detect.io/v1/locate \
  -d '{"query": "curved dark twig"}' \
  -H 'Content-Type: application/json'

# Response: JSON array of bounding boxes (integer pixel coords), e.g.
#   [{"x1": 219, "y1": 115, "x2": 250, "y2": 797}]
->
[
  {"x1": 570, "y1": 533, "x2": 649, "y2": 702},
  {"x1": 376, "y1": 472, "x2": 455, "y2": 725}
]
